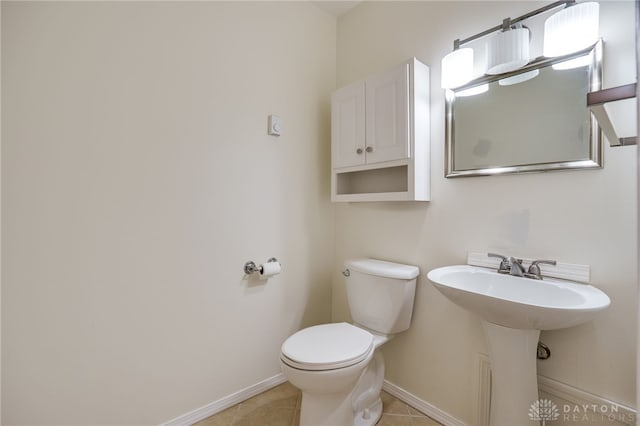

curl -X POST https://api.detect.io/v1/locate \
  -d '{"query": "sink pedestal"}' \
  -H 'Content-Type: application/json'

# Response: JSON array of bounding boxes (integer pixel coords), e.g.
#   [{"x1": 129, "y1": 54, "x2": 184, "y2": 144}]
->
[
  {"x1": 482, "y1": 321, "x2": 541, "y2": 426},
  {"x1": 428, "y1": 265, "x2": 610, "y2": 425}
]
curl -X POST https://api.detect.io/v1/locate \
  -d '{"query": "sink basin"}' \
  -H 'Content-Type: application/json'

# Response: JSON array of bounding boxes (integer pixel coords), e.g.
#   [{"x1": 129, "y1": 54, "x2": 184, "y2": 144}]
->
[
  {"x1": 427, "y1": 264, "x2": 610, "y2": 330},
  {"x1": 427, "y1": 264, "x2": 611, "y2": 426}
]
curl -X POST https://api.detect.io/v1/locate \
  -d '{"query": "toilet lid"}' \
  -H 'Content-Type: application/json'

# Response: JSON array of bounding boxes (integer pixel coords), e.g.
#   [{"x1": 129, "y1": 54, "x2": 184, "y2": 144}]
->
[{"x1": 281, "y1": 323, "x2": 374, "y2": 371}]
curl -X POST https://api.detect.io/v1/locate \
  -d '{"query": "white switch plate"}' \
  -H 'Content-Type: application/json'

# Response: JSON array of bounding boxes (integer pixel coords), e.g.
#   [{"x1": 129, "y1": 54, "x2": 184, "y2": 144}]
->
[{"x1": 268, "y1": 115, "x2": 281, "y2": 136}]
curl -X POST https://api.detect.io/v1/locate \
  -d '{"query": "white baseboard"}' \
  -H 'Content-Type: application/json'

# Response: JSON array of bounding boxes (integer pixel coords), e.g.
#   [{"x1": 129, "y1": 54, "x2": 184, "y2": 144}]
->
[
  {"x1": 163, "y1": 373, "x2": 465, "y2": 426},
  {"x1": 161, "y1": 373, "x2": 287, "y2": 426},
  {"x1": 538, "y1": 375, "x2": 637, "y2": 426},
  {"x1": 160, "y1": 370, "x2": 636, "y2": 426},
  {"x1": 382, "y1": 380, "x2": 468, "y2": 426}
]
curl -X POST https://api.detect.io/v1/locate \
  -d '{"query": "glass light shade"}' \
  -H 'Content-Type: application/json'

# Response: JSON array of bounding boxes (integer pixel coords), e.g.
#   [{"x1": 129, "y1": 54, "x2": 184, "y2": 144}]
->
[
  {"x1": 486, "y1": 27, "x2": 530, "y2": 75},
  {"x1": 456, "y1": 84, "x2": 489, "y2": 97},
  {"x1": 441, "y1": 48, "x2": 474, "y2": 89},
  {"x1": 498, "y1": 69, "x2": 539, "y2": 86},
  {"x1": 543, "y1": 2, "x2": 599, "y2": 57}
]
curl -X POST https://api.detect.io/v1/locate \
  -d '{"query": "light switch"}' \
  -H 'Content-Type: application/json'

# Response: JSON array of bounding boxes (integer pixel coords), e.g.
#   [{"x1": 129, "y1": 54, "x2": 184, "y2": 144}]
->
[{"x1": 268, "y1": 115, "x2": 282, "y2": 137}]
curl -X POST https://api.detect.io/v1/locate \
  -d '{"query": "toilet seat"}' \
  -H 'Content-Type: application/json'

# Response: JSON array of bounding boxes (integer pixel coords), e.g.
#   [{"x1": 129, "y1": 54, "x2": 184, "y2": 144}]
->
[{"x1": 281, "y1": 322, "x2": 374, "y2": 371}]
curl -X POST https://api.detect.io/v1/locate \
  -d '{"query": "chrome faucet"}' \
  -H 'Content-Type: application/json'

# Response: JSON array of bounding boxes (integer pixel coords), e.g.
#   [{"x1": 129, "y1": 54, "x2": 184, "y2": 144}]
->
[
  {"x1": 488, "y1": 253, "x2": 557, "y2": 280},
  {"x1": 489, "y1": 253, "x2": 524, "y2": 275},
  {"x1": 488, "y1": 253, "x2": 510, "y2": 274},
  {"x1": 508, "y1": 257, "x2": 525, "y2": 277},
  {"x1": 524, "y1": 259, "x2": 557, "y2": 280}
]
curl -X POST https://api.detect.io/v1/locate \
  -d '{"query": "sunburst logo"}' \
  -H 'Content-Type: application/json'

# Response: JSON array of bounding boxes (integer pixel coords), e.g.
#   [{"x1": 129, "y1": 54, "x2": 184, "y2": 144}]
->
[{"x1": 529, "y1": 399, "x2": 560, "y2": 425}]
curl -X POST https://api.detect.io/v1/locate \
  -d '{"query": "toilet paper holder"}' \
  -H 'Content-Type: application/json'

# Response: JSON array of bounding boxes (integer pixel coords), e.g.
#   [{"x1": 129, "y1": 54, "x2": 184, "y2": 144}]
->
[{"x1": 244, "y1": 257, "x2": 279, "y2": 275}]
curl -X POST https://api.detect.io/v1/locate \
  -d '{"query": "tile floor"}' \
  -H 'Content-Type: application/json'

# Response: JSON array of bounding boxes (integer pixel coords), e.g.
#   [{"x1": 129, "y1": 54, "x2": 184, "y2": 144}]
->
[{"x1": 194, "y1": 382, "x2": 442, "y2": 426}]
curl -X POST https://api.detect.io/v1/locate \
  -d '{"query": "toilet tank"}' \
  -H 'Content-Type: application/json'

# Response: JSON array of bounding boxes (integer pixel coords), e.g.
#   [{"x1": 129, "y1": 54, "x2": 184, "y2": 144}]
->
[{"x1": 344, "y1": 258, "x2": 419, "y2": 335}]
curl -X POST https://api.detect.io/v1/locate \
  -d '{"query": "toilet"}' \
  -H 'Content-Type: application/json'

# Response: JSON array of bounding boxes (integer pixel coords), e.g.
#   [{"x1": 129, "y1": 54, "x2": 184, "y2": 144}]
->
[{"x1": 280, "y1": 258, "x2": 419, "y2": 426}]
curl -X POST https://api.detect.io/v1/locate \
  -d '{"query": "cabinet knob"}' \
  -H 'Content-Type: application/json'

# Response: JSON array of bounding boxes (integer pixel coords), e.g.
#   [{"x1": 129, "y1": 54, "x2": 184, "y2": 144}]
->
[
  {"x1": 356, "y1": 148, "x2": 364, "y2": 154},
  {"x1": 366, "y1": 146, "x2": 374, "y2": 153}
]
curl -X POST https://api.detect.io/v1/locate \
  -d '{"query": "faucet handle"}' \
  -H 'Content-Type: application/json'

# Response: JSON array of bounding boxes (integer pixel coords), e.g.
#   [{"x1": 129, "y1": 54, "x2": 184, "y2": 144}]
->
[
  {"x1": 488, "y1": 252, "x2": 507, "y2": 261},
  {"x1": 488, "y1": 253, "x2": 510, "y2": 273},
  {"x1": 527, "y1": 259, "x2": 557, "y2": 279}
]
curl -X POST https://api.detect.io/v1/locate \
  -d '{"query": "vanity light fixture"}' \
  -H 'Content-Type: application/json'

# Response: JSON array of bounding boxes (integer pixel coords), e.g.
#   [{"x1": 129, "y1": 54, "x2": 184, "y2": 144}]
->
[
  {"x1": 543, "y1": 2, "x2": 599, "y2": 58},
  {"x1": 486, "y1": 21, "x2": 530, "y2": 75},
  {"x1": 546, "y1": 1, "x2": 599, "y2": 70},
  {"x1": 441, "y1": 0, "x2": 600, "y2": 88},
  {"x1": 441, "y1": 40, "x2": 474, "y2": 89}
]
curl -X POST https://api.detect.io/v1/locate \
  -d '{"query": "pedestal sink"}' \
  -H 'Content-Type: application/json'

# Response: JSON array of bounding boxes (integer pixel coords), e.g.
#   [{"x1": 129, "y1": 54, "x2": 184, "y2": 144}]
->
[{"x1": 427, "y1": 265, "x2": 610, "y2": 426}]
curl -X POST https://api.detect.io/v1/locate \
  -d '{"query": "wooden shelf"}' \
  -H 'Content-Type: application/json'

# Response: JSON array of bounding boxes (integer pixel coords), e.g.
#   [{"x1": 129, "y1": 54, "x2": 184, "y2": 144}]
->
[{"x1": 588, "y1": 82, "x2": 637, "y2": 147}]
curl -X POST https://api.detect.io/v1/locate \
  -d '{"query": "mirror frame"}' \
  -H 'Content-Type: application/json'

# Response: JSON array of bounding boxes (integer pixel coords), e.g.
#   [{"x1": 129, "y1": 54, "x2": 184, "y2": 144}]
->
[{"x1": 445, "y1": 40, "x2": 603, "y2": 178}]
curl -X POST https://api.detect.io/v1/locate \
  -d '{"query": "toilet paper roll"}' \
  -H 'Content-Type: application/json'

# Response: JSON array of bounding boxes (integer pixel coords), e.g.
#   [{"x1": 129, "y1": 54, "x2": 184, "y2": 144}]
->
[{"x1": 260, "y1": 261, "x2": 281, "y2": 278}]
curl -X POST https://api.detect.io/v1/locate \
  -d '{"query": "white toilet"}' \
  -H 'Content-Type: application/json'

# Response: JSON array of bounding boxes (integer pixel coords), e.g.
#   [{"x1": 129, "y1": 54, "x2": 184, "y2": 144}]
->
[{"x1": 280, "y1": 258, "x2": 419, "y2": 426}]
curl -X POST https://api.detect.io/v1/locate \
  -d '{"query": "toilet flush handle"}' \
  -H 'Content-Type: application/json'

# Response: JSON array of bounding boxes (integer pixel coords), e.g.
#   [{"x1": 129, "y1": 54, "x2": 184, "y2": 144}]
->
[{"x1": 342, "y1": 269, "x2": 350, "y2": 277}]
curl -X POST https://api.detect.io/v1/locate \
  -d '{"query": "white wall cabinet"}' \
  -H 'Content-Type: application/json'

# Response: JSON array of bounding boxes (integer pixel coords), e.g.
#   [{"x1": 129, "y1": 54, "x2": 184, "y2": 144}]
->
[
  {"x1": 331, "y1": 58, "x2": 430, "y2": 202},
  {"x1": 331, "y1": 81, "x2": 366, "y2": 168}
]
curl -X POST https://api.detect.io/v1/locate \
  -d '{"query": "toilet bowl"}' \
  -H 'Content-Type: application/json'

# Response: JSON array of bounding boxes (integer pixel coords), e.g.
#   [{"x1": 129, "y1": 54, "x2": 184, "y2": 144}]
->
[{"x1": 280, "y1": 258, "x2": 419, "y2": 426}]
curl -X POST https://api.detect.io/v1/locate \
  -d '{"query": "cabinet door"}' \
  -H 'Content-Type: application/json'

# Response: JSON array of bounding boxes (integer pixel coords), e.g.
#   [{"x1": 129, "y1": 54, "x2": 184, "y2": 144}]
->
[
  {"x1": 365, "y1": 63, "x2": 410, "y2": 164},
  {"x1": 331, "y1": 81, "x2": 366, "y2": 169}
]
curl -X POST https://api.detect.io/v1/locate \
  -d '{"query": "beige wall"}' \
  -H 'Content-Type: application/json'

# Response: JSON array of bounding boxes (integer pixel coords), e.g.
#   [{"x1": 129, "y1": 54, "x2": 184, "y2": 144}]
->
[
  {"x1": 1, "y1": 2, "x2": 335, "y2": 424},
  {"x1": 2, "y1": 1, "x2": 637, "y2": 425},
  {"x1": 333, "y1": 1, "x2": 637, "y2": 424}
]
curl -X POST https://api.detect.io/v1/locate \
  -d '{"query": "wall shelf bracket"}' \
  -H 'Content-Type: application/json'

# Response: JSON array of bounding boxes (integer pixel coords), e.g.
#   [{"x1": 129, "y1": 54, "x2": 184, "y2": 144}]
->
[{"x1": 587, "y1": 82, "x2": 637, "y2": 147}]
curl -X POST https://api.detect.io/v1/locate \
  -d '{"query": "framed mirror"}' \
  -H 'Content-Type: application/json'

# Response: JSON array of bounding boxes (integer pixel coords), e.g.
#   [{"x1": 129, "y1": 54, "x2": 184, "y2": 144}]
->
[{"x1": 445, "y1": 40, "x2": 603, "y2": 178}]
